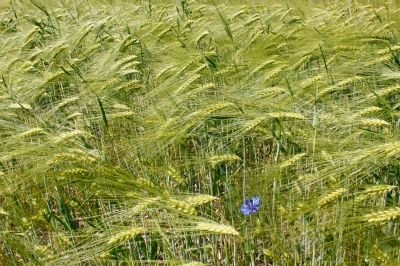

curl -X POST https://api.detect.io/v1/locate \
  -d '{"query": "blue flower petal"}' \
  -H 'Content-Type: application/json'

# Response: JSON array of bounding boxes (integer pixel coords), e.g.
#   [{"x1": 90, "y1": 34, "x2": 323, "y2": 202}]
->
[
  {"x1": 241, "y1": 196, "x2": 261, "y2": 216},
  {"x1": 251, "y1": 206, "x2": 260, "y2": 213},
  {"x1": 251, "y1": 196, "x2": 260, "y2": 207},
  {"x1": 240, "y1": 203, "x2": 251, "y2": 216}
]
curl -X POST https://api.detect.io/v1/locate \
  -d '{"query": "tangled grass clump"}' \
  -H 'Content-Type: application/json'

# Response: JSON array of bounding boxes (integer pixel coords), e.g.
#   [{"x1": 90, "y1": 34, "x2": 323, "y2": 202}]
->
[{"x1": 1, "y1": 0, "x2": 400, "y2": 264}]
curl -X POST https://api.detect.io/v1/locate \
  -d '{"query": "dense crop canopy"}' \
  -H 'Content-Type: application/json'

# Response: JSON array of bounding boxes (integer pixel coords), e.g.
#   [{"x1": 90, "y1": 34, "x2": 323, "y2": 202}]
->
[{"x1": 0, "y1": 0, "x2": 400, "y2": 264}]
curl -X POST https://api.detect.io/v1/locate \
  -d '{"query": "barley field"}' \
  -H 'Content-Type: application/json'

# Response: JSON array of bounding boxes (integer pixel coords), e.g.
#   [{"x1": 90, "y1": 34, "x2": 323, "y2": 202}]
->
[{"x1": 1, "y1": 0, "x2": 400, "y2": 265}]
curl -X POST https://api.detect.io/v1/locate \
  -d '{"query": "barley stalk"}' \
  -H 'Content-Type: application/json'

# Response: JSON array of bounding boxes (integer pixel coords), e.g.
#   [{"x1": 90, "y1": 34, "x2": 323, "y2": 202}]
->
[
  {"x1": 358, "y1": 118, "x2": 391, "y2": 127},
  {"x1": 280, "y1": 153, "x2": 306, "y2": 170},
  {"x1": 108, "y1": 227, "x2": 145, "y2": 245},
  {"x1": 209, "y1": 154, "x2": 241, "y2": 167},
  {"x1": 355, "y1": 185, "x2": 396, "y2": 203},
  {"x1": 318, "y1": 188, "x2": 347, "y2": 207},
  {"x1": 15, "y1": 128, "x2": 47, "y2": 139},
  {"x1": 363, "y1": 208, "x2": 400, "y2": 224},
  {"x1": 195, "y1": 222, "x2": 239, "y2": 236},
  {"x1": 184, "y1": 194, "x2": 218, "y2": 206},
  {"x1": 268, "y1": 112, "x2": 305, "y2": 120}
]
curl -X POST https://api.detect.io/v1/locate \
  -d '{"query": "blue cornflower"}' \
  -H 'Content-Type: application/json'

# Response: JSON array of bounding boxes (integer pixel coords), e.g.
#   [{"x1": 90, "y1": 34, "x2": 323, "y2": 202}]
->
[{"x1": 240, "y1": 196, "x2": 261, "y2": 216}]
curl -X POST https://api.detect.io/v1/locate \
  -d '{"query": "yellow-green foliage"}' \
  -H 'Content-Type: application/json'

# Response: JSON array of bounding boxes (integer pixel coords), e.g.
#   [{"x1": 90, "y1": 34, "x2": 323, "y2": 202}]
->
[{"x1": 1, "y1": 0, "x2": 400, "y2": 265}]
